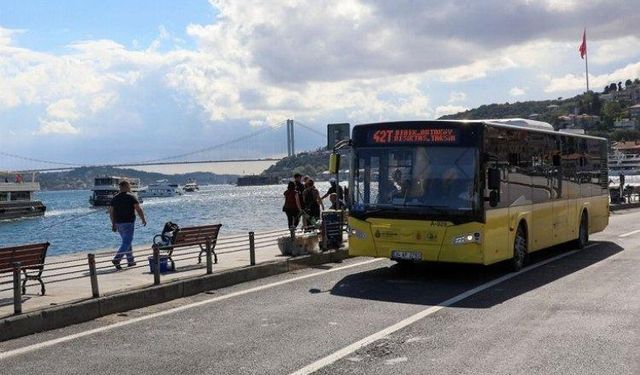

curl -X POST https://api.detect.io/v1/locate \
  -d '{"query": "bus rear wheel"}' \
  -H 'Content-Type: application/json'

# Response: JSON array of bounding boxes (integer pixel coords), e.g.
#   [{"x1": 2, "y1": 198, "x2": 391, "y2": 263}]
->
[
  {"x1": 510, "y1": 224, "x2": 527, "y2": 272},
  {"x1": 574, "y1": 212, "x2": 589, "y2": 249}
]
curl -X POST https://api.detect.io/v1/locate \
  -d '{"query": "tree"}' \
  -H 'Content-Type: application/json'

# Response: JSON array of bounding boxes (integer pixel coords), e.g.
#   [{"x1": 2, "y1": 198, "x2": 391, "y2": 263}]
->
[
  {"x1": 609, "y1": 83, "x2": 618, "y2": 92},
  {"x1": 626, "y1": 79, "x2": 633, "y2": 88},
  {"x1": 603, "y1": 86, "x2": 610, "y2": 94},
  {"x1": 610, "y1": 129, "x2": 640, "y2": 141},
  {"x1": 635, "y1": 78, "x2": 640, "y2": 85},
  {"x1": 303, "y1": 164, "x2": 317, "y2": 177},
  {"x1": 602, "y1": 101, "x2": 624, "y2": 129}
]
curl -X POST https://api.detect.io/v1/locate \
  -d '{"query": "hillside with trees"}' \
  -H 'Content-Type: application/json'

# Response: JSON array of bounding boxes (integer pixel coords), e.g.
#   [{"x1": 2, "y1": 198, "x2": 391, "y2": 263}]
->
[
  {"x1": 261, "y1": 149, "x2": 331, "y2": 179},
  {"x1": 441, "y1": 77, "x2": 640, "y2": 141},
  {"x1": 36, "y1": 166, "x2": 238, "y2": 190}
]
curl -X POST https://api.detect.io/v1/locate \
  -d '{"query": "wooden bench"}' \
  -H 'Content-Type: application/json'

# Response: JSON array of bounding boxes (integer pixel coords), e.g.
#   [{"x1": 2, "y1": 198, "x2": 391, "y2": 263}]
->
[
  {"x1": 0, "y1": 242, "x2": 50, "y2": 295},
  {"x1": 153, "y1": 224, "x2": 222, "y2": 270}
]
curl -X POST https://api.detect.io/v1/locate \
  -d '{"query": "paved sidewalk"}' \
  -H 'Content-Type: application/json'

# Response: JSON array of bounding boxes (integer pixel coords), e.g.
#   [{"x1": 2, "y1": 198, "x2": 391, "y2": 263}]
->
[{"x1": 0, "y1": 229, "x2": 298, "y2": 318}]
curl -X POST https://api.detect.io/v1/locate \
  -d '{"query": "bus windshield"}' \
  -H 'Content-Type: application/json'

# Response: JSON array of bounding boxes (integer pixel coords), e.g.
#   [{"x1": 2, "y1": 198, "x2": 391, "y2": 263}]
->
[{"x1": 353, "y1": 146, "x2": 479, "y2": 214}]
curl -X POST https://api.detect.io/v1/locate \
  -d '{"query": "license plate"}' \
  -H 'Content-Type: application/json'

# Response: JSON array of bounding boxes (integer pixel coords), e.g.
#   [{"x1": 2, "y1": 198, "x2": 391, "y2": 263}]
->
[{"x1": 391, "y1": 250, "x2": 422, "y2": 261}]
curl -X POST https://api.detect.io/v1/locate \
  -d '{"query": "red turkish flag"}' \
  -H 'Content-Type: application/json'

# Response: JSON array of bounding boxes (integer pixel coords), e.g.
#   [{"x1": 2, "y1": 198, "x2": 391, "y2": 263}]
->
[{"x1": 579, "y1": 29, "x2": 587, "y2": 59}]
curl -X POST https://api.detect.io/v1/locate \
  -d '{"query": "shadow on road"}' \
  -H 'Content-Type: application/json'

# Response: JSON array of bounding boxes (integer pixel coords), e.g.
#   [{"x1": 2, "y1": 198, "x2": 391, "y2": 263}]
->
[{"x1": 328, "y1": 241, "x2": 623, "y2": 308}]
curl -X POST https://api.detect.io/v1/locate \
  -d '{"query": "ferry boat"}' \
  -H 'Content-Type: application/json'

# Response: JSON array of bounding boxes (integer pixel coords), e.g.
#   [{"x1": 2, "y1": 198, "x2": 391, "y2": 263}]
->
[
  {"x1": 90, "y1": 176, "x2": 142, "y2": 206},
  {"x1": 183, "y1": 179, "x2": 199, "y2": 192},
  {"x1": 139, "y1": 179, "x2": 182, "y2": 198},
  {"x1": 608, "y1": 150, "x2": 640, "y2": 176},
  {"x1": 0, "y1": 174, "x2": 46, "y2": 220}
]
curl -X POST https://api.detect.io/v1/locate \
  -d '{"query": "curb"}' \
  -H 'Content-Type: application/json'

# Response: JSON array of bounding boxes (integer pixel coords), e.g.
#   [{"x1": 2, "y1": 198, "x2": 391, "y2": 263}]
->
[
  {"x1": 0, "y1": 249, "x2": 348, "y2": 342},
  {"x1": 610, "y1": 203, "x2": 640, "y2": 211}
]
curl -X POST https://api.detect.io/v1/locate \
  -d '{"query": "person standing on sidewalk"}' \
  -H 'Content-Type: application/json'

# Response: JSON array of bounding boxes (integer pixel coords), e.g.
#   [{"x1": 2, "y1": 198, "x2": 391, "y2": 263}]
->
[{"x1": 110, "y1": 180, "x2": 146, "y2": 269}]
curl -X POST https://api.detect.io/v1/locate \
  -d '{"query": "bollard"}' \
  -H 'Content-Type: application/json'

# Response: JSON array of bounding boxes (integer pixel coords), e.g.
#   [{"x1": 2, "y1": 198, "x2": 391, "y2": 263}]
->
[
  {"x1": 206, "y1": 238, "x2": 213, "y2": 275},
  {"x1": 87, "y1": 253, "x2": 100, "y2": 298},
  {"x1": 249, "y1": 232, "x2": 256, "y2": 266},
  {"x1": 13, "y1": 262, "x2": 22, "y2": 315},
  {"x1": 153, "y1": 246, "x2": 161, "y2": 285}
]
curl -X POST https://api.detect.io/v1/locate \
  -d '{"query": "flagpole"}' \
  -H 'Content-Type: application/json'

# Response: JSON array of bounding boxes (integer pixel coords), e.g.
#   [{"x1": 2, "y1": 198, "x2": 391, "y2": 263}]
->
[
  {"x1": 584, "y1": 29, "x2": 589, "y2": 92},
  {"x1": 585, "y1": 44, "x2": 589, "y2": 92}
]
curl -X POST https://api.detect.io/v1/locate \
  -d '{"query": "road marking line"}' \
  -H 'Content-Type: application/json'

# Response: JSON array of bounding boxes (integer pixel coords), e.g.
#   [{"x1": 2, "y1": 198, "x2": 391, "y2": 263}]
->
[
  {"x1": 289, "y1": 244, "x2": 596, "y2": 375},
  {"x1": 619, "y1": 229, "x2": 640, "y2": 238},
  {"x1": 0, "y1": 258, "x2": 384, "y2": 361}
]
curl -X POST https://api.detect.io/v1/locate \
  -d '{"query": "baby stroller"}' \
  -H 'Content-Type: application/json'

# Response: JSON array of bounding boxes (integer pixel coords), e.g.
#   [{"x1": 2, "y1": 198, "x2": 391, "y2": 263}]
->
[{"x1": 152, "y1": 221, "x2": 180, "y2": 270}]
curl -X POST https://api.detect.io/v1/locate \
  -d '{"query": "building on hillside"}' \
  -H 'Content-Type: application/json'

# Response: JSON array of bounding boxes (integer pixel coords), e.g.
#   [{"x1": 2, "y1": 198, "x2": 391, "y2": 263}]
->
[
  {"x1": 608, "y1": 83, "x2": 640, "y2": 104},
  {"x1": 600, "y1": 92, "x2": 614, "y2": 102},
  {"x1": 629, "y1": 104, "x2": 640, "y2": 120},
  {"x1": 612, "y1": 141, "x2": 640, "y2": 155},
  {"x1": 557, "y1": 114, "x2": 600, "y2": 130},
  {"x1": 614, "y1": 118, "x2": 636, "y2": 129}
]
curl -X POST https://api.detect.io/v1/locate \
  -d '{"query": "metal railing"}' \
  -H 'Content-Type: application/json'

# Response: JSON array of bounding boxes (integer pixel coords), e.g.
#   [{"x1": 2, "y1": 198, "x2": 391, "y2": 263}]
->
[{"x1": 0, "y1": 227, "x2": 301, "y2": 316}]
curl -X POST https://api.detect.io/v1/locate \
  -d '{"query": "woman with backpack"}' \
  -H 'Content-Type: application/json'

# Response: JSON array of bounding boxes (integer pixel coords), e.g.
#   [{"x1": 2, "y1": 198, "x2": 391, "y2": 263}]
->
[{"x1": 283, "y1": 181, "x2": 302, "y2": 228}]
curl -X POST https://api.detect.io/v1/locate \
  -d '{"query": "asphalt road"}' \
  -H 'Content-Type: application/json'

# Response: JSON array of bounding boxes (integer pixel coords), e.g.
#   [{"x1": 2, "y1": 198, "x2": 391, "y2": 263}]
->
[{"x1": 1, "y1": 208, "x2": 639, "y2": 374}]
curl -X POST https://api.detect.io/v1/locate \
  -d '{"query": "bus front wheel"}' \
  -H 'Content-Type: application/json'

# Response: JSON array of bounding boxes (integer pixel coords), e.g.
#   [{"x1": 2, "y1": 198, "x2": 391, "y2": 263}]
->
[{"x1": 510, "y1": 224, "x2": 527, "y2": 272}]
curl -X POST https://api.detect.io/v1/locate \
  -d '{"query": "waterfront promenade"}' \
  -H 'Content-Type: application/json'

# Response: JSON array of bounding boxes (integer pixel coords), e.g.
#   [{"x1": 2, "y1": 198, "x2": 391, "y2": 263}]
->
[{"x1": 0, "y1": 228, "x2": 294, "y2": 318}]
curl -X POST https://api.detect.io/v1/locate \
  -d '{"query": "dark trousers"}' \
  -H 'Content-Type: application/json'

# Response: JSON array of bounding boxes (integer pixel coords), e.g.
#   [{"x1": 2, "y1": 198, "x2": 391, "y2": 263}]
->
[{"x1": 284, "y1": 209, "x2": 300, "y2": 228}]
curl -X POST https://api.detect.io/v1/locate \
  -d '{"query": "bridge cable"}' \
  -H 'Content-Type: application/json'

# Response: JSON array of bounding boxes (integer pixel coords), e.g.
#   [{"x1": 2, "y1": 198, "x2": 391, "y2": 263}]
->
[
  {"x1": 0, "y1": 151, "x2": 82, "y2": 167},
  {"x1": 2, "y1": 119, "x2": 288, "y2": 170},
  {"x1": 139, "y1": 119, "x2": 287, "y2": 163},
  {"x1": 293, "y1": 121, "x2": 327, "y2": 138}
]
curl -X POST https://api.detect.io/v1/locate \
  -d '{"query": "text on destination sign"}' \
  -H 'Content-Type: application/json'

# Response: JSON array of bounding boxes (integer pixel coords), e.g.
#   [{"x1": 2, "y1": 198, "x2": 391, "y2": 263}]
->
[{"x1": 371, "y1": 128, "x2": 458, "y2": 144}]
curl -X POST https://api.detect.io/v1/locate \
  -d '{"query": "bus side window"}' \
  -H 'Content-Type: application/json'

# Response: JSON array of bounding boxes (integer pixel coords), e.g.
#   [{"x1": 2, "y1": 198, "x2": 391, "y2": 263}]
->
[
  {"x1": 484, "y1": 126, "x2": 510, "y2": 209},
  {"x1": 561, "y1": 136, "x2": 579, "y2": 199}
]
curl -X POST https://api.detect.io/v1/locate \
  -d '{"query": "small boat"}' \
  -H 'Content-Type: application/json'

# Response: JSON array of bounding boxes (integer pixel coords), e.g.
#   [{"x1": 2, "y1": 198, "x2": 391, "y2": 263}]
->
[
  {"x1": 90, "y1": 176, "x2": 142, "y2": 206},
  {"x1": 139, "y1": 179, "x2": 182, "y2": 198},
  {"x1": 0, "y1": 173, "x2": 46, "y2": 220},
  {"x1": 183, "y1": 179, "x2": 199, "y2": 192}
]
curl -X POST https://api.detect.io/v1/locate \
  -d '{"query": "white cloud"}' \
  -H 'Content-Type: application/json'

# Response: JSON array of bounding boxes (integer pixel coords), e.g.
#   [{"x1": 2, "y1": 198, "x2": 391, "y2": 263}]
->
[
  {"x1": 591, "y1": 36, "x2": 640, "y2": 65},
  {"x1": 46, "y1": 99, "x2": 79, "y2": 120},
  {"x1": 449, "y1": 92, "x2": 467, "y2": 103},
  {"x1": 0, "y1": 26, "x2": 23, "y2": 46},
  {"x1": 435, "y1": 105, "x2": 468, "y2": 119},
  {"x1": 545, "y1": 61, "x2": 640, "y2": 93},
  {"x1": 510, "y1": 87, "x2": 527, "y2": 96},
  {"x1": 36, "y1": 119, "x2": 80, "y2": 135}
]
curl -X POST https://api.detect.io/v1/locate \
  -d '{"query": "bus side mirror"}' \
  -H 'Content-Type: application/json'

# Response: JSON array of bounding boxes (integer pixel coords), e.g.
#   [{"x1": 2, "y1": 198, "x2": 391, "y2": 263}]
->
[
  {"x1": 487, "y1": 168, "x2": 500, "y2": 190},
  {"x1": 329, "y1": 153, "x2": 340, "y2": 174},
  {"x1": 489, "y1": 190, "x2": 500, "y2": 207}
]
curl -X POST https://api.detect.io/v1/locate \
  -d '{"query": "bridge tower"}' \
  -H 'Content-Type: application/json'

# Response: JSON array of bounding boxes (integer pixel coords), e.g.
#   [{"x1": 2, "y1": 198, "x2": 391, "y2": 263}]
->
[{"x1": 286, "y1": 119, "x2": 295, "y2": 157}]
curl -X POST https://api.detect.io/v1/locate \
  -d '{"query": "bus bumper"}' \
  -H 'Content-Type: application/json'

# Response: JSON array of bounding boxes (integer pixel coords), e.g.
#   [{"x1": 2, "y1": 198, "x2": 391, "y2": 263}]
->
[{"x1": 348, "y1": 217, "x2": 485, "y2": 264}]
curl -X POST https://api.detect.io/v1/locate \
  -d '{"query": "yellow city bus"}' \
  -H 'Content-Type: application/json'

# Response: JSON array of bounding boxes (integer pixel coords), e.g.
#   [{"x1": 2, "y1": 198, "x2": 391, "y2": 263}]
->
[{"x1": 346, "y1": 119, "x2": 609, "y2": 270}]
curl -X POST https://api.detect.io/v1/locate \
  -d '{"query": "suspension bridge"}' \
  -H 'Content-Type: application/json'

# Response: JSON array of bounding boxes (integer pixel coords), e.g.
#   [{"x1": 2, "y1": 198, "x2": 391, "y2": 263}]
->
[{"x1": 1, "y1": 119, "x2": 327, "y2": 173}]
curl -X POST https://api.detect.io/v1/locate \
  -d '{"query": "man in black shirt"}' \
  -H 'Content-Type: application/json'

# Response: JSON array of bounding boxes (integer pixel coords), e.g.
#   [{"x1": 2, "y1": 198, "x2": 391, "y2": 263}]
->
[
  {"x1": 322, "y1": 178, "x2": 344, "y2": 207},
  {"x1": 109, "y1": 180, "x2": 146, "y2": 269}
]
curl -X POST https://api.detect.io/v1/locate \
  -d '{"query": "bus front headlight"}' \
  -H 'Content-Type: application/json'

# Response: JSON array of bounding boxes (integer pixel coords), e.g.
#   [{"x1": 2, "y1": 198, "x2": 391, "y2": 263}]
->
[{"x1": 453, "y1": 232, "x2": 481, "y2": 245}]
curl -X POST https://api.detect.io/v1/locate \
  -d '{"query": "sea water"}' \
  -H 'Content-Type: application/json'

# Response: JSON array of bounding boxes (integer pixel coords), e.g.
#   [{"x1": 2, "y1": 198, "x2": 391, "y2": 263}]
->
[{"x1": 0, "y1": 183, "x2": 331, "y2": 256}]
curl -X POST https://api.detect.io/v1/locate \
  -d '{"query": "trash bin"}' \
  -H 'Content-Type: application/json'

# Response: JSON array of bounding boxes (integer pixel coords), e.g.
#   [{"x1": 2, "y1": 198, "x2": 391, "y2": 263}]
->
[
  {"x1": 321, "y1": 210, "x2": 344, "y2": 250},
  {"x1": 147, "y1": 255, "x2": 171, "y2": 273}
]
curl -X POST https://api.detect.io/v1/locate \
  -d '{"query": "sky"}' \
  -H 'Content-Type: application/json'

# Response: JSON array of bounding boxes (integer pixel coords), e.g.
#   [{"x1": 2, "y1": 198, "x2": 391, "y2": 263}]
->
[{"x1": 1, "y1": 0, "x2": 640, "y2": 169}]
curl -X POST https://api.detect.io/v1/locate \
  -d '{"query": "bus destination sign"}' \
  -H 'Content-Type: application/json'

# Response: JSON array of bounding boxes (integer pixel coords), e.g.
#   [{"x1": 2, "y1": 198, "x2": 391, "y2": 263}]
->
[{"x1": 370, "y1": 128, "x2": 458, "y2": 145}]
